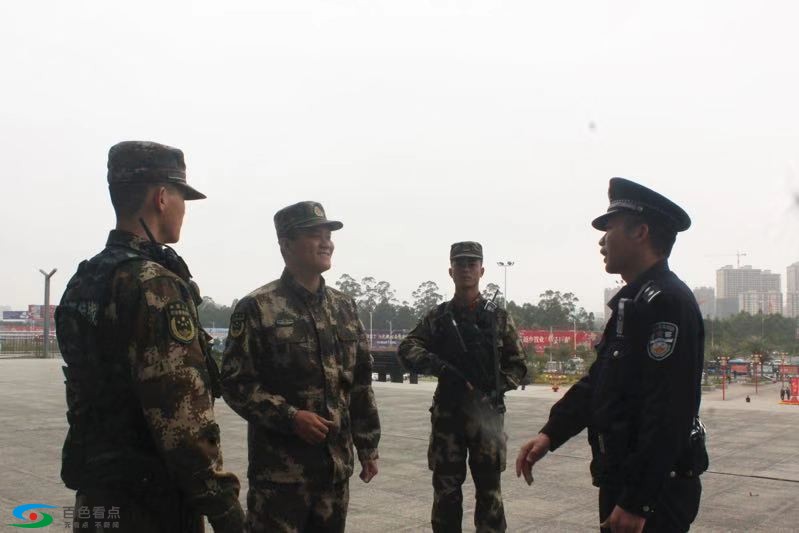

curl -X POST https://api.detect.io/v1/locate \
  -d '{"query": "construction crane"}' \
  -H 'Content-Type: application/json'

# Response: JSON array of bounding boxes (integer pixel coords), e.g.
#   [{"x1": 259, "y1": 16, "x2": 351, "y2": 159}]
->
[
  {"x1": 707, "y1": 250, "x2": 748, "y2": 268},
  {"x1": 734, "y1": 250, "x2": 748, "y2": 268}
]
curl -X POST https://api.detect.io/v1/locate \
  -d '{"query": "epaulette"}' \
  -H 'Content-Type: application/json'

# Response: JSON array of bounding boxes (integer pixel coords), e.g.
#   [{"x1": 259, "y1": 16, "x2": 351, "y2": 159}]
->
[{"x1": 634, "y1": 280, "x2": 662, "y2": 304}]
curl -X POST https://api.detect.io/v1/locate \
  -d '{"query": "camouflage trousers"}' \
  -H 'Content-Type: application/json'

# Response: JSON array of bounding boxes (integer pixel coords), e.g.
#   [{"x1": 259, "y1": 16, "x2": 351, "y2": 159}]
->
[
  {"x1": 73, "y1": 486, "x2": 203, "y2": 533},
  {"x1": 428, "y1": 395, "x2": 507, "y2": 533},
  {"x1": 246, "y1": 479, "x2": 349, "y2": 533}
]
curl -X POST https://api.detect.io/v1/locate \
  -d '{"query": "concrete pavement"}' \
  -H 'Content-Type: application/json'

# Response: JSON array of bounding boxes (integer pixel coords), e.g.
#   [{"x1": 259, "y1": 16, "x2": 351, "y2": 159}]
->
[{"x1": 1, "y1": 359, "x2": 797, "y2": 532}]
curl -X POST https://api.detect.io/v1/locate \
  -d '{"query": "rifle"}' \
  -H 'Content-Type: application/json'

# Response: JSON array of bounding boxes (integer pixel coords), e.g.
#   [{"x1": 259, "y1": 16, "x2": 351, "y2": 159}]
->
[
  {"x1": 440, "y1": 292, "x2": 506, "y2": 413},
  {"x1": 484, "y1": 290, "x2": 506, "y2": 413}
]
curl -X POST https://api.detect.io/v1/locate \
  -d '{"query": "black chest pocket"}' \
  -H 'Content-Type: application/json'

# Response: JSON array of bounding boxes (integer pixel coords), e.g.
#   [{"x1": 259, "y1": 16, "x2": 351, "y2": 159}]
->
[{"x1": 595, "y1": 340, "x2": 634, "y2": 397}]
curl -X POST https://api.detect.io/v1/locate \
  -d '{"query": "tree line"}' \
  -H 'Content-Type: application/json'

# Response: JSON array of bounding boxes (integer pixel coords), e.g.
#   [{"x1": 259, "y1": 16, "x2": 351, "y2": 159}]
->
[
  {"x1": 197, "y1": 274, "x2": 598, "y2": 332},
  {"x1": 704, "y1": 313, "x2": 799, "y2": 361},
  {"x1": 197, "y1": 274, "x2": 799, "y2": 362}
]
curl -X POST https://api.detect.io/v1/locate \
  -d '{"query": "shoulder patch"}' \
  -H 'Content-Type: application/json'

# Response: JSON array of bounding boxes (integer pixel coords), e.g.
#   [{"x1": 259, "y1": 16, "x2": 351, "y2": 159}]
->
[
  {"x1": 167, "y1": 301, "x2": 197, "y2": 344},
  {"x1": 647, "y1": 322, "x2": 678, "y2": 361},
  {"x1": 635, "y1": 280, "x2": 662, "y2": 304},
  {"x1": 229, "y1": 312, "x2": 246, "y2": 338}
]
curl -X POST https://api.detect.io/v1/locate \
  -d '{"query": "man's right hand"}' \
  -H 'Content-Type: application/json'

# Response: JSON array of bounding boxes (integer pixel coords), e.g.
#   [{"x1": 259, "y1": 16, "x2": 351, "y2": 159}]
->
[
  {"x1": 515, "y1": 432, "x2": 551, "y2": 486},
  {"x1": 431, "y1": 355, "x2": 474, "y2": 390},
  {"x1": 292, "y1": 410, "x2": 335, "y2": 444}
]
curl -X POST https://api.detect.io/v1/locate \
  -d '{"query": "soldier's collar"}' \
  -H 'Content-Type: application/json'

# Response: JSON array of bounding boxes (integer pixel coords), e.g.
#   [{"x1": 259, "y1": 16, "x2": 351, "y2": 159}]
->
[
  {"x1": 281, "y1": 268, "x2": 326, "y2": 304},
  {"x1": 608, "y1": 260, "x2": 669, "y2": 308},
  {"x1": 106, "y1": 230, "x2": 159, "y2": 258},
  {"x1": 450, "y1": 294, "x2": 483, "y2": 312}
]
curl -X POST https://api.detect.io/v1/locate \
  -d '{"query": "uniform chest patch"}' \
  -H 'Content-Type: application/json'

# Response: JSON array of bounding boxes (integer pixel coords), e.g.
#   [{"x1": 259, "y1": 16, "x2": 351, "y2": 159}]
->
[
  {"x1": 167, "y1": 301, "x2": 197, "y2": 344},
  {"x1": 647, "y1": 322, "x2": 678, "y2": 361},
  {"x1": 229, "y1": 312, "x2": 245, "y2": 338}
]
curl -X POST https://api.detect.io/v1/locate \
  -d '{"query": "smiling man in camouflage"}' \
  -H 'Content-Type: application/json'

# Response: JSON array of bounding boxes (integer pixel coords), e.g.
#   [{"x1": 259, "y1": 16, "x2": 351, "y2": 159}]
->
[{"x1": 221, "y1": 201, "x2": 381, "y2": 533}]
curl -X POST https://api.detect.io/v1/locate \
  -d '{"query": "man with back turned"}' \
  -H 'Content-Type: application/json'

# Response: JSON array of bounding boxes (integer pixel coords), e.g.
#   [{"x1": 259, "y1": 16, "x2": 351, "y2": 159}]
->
[{"x1": 56, "y1": 141, "x2": 244, "y2": 532}]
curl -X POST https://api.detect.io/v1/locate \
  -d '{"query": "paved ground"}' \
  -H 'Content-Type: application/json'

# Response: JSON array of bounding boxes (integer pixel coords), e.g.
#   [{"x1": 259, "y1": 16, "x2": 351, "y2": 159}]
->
[{"x1": 1, "y1": 359, "x2": 798, "y2": 532}]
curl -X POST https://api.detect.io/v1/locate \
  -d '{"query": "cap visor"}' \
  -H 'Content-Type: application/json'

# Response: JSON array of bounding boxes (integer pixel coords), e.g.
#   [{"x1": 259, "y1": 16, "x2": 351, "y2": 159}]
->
[
  {"x1": 591, "y1": 208, "x2": 633, "y2": 230},
  {"x1": 451, "y1": 253, "x2": 483, "y2": 260},
  {"x1": 178, "y1": 184, "x2": 207, "y2": 201},
  {"x1": 294, "y1": 220, "x2": 344, "y2": 232}
]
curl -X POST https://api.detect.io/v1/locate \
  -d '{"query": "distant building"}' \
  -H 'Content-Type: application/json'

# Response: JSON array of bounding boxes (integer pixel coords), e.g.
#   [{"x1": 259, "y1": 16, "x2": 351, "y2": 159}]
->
[
  {"x1": 603, "y1": 286, "x2": 622, "y2": 323},
  {"x1": 715, "y1": 265, "x2": 783, "y2": 318},
  {"x1": 785, "y1": 262, "x2": 799, "y2": 318},
  {"x1": 786, "y1": 293, "x2": 799, "y2": 319},
  {"x1": 739, "y1": 290, "x2": 782, "y2": 315},
  {"x1": 692, "y1": 286, "x2": 715, "y2": 319}
]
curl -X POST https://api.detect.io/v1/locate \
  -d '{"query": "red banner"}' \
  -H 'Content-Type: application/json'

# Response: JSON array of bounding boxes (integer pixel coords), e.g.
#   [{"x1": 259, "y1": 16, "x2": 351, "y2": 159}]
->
[
  {"x1": 791, "y1": 377, "x2": 799, "y2": 400},
  {"x1": 518, "y1": 329, "x2": 600, "y2": 354}
]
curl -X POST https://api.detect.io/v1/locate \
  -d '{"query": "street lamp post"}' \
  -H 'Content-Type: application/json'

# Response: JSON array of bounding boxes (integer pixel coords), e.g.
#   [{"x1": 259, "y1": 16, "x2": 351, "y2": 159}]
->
[
  {"x1": 496, "y1": 261, "x2": 515, "y2": 310},
  {"x1": 572, "y1": 318, "x2": 577, "y2": 352},
  {"x1": 752, "y1": 353, "x2": 761, "y2": 395},
  {"x1": 719, "y1": 356, "x2": 728, "y2": 401},
  {"x1": 369, "y1": 311, "x2": 373, "y2": 350},
  {"x1": 39, "y1": 268, "x2": 57, "y2": 359}
]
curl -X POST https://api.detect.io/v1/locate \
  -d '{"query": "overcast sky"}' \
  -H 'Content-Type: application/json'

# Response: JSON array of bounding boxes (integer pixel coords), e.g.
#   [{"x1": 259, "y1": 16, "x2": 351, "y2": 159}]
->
[{"x1": 2, "y1": 0, "x2": 799, "y2": 316}]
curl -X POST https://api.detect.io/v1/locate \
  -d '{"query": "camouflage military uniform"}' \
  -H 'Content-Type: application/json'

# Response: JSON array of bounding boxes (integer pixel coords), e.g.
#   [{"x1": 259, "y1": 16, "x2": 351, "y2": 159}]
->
[
  {"x1": 398, "y1": 293, "x2": 526, "y2": 533},
  {"x1": 57, "y1": 231, "x2": 244, "y2": 533},
  {"x1": 221, "y1": 269, "x2": 381, "y2": 533}
]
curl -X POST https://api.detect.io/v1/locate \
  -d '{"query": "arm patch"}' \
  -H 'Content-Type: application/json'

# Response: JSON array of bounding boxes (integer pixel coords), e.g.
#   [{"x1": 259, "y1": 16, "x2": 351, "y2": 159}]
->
[
  {"x1": 167, "y1": 301, "x2": 197, "y2": 344},
  {"x1": 229, "y1": 312, "x2": 246, "y2": 338},
  {"x1": 647, "y1": 322, "x2": 678, "y2": 361}
]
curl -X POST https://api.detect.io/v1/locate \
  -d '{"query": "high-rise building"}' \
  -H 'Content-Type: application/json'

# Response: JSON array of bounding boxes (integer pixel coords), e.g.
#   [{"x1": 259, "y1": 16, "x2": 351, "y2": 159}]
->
[
  {"x1": 692, "y1": 287, "x2": 715, "y2": 318},
  {"x1": 787, "y1": 262, "x2": 799, "y2": 292},
  {"x1": 739, "y1": 290, "x2": 783, "y2": 315},
  {"x1": 716, "y1": 265, "x2": 783, "y2": 318},
  {"x1": 785, "y1": 262, "x2": 799, "y2": 318},
  {"x1": 603, "y1": 286, "x2": 622, "y2": 323}
]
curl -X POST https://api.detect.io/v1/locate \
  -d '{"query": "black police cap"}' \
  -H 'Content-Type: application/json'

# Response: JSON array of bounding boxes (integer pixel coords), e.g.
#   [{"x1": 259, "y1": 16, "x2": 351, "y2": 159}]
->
[{"x1": 591, "y1": 177, "x2": 691, "y2": 233}]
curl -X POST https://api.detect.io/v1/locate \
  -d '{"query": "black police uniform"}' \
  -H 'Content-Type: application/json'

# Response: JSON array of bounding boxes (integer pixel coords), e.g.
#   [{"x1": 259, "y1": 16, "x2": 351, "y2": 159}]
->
[{"x1": 539, "y1": 178, "x2": 706, "y2": 532}]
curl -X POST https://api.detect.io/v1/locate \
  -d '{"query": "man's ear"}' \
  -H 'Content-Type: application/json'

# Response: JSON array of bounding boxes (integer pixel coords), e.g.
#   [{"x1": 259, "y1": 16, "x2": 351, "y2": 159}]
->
[
  {"x1": 279, "y1": 237, "x2": 293, "y2": 258},
  {"x1": 479, "y1": 266, "x2": 485, "y2": 279},
  {"x1": 152, "y1": 186, "x2": 168, "y2": 214},
  {"x1": 635, "y1": 222, "x2": 651, "y2": 243},
  {"x1": 448, "y1": 266, "x2": 454, "y2": 280}
]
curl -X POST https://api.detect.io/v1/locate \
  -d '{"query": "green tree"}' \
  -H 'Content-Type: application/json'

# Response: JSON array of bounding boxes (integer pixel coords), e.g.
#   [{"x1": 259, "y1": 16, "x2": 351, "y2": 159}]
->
[
  {"x1": 335, "y1": 274, "x2": 363, "y2": 300},
  {"x1": 412, "y1": 281, "x2": 443, "y2": 319},
  {"x1": 704, "y1": 312, "x2": 799, "y2": 361},
  {"x1": 481, "y1": 283, "x2": 505, "y2": 308},
  {"x1": 393, "y1": 301, "x2": 417, "y2": 330},
  {"x1": 507, "y1": 290, "x2": 595, "y2": 330},
  {"x1": 197, "y1": 297, "x2": 234, "y2": 329}
]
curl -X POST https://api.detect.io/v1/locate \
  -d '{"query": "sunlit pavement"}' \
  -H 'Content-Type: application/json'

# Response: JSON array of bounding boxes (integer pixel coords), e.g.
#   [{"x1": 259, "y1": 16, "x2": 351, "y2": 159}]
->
[{"x1": 2, "y1": 359, "x2": 797, "y2": 532}]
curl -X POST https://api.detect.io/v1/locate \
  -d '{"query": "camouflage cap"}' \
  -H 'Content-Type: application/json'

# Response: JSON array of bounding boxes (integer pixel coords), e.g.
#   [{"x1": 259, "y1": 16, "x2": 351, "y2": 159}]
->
[
  {"x1": 107, "y1": 141, "x2": 206, "y2": 200},
  {"x1": 450, "y1": 241, "x2": 483, "y2": 260},
  {"x1": 274, "y1": 201, "x2": 343, "y2": 238}
]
